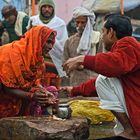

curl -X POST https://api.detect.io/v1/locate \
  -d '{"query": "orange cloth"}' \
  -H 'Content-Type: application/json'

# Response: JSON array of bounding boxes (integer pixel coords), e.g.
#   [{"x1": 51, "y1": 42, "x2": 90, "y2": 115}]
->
[
  {"x1": 0, "y1": 25, "x2": 56, "y2": 118},
  {"x1": 43, "y1": 72, "x2": 61, "y2": 88}
]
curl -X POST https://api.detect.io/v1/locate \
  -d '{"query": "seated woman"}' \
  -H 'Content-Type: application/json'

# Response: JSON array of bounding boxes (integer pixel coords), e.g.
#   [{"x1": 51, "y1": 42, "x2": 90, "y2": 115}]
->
[{"x1": 0, "y1": 25, "x2": 58, "y2": 118}]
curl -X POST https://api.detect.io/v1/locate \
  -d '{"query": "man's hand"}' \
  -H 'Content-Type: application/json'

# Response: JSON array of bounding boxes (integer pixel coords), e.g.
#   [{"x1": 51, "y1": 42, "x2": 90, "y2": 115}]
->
[
  {"x1": 59, "y1": 86, "x2": 73, "y2": 96},
  {"x1": 63, "y1": 55, "x2": 85, "y2": 75}
]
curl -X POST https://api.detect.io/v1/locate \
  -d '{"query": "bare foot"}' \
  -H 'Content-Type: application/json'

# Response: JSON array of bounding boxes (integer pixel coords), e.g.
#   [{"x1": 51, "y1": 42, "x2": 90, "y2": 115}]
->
[{"x1": 119, "y1": 131, "x2": 140, "y2": 140}]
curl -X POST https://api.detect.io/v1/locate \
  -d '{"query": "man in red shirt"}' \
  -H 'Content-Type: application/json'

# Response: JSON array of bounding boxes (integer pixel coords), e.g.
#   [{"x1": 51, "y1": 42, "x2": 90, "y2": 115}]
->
[{"x1": 63, "y1": 15, "x2": 140, "y2": 139}]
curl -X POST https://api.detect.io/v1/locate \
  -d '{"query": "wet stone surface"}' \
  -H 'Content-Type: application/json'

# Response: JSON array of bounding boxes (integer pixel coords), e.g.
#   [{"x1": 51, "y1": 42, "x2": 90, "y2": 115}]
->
[{"x1": 89, "y1": 122, "x2": 116, "y2": 140}]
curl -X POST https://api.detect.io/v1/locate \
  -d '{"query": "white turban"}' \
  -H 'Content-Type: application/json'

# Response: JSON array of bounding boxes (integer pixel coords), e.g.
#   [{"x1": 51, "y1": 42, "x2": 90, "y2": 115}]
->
[
  {"x1": 73, "y1": 7, "x2": 96, "y2": 55},
  {"x1": 73, "y1": 6, "x2": 95, "y2": 25}
]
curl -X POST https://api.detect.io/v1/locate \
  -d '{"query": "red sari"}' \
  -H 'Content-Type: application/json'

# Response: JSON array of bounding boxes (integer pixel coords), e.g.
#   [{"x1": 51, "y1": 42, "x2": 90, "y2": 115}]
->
[{"x1": 0, "y1": 26, "x2": 56, "y2": 118}]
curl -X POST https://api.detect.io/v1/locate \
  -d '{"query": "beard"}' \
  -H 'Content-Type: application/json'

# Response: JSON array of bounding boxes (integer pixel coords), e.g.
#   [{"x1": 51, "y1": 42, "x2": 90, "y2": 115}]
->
[
  {"x1": 76, "y1": 27, "x2": 85, "y2": 34},
  {"x1": 41, "y1": 10, "x2": 54, "y2": 19}
]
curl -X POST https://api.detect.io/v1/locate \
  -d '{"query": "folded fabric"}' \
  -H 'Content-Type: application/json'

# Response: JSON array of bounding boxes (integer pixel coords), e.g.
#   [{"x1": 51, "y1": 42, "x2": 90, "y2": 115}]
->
[{"x1": 69, "y1": 100, "x2": 114, "y2": 124}]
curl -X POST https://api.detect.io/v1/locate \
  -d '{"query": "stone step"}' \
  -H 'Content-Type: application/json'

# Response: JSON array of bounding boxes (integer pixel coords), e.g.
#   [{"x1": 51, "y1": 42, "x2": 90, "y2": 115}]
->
[{"x1": 0, "y1": 116, "x2": 90, "y2": 140}]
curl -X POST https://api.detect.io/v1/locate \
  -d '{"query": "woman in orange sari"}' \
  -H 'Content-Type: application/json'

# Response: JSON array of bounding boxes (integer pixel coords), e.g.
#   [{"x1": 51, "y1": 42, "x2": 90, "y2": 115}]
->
[{"x1": 0, "y1": 25, "x2": 58, "y2": 118}]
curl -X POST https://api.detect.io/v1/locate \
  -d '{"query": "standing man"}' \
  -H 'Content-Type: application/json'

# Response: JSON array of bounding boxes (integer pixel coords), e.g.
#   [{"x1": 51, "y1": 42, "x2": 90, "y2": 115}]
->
[
  {"x1": 0, "y1": 5, "x2": 29, "y2": 45},
  {"x1": 28, "y1": 0, "x2": 68, "y2": 78},
  {"x1": 63, "y1": 15, "x2": 140, "y2": 139},
  {"x1": 63, "y1": 7, "x2": 100, "y2": 86}
]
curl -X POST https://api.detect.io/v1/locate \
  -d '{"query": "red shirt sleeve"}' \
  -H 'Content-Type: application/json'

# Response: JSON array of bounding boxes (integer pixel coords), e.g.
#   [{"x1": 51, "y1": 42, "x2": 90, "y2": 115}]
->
[
  {"x1": 71, "y1": 78, "x2": 97, "y2": 97},
  {"x1": 83, "y1": 43, "x2": 138, "y2": 77}
]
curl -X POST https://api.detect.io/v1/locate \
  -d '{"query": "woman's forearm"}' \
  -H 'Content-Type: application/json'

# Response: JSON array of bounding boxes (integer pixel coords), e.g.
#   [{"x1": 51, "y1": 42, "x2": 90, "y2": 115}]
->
[{"x1": 3, "y1": 85, "x2": 28, "y2": 99}]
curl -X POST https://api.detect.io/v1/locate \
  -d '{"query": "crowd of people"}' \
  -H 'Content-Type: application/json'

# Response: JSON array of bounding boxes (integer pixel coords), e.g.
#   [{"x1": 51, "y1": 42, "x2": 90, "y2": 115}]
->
[{"x1": 0, "y1": 0, "x2": 140, "y2": 139}]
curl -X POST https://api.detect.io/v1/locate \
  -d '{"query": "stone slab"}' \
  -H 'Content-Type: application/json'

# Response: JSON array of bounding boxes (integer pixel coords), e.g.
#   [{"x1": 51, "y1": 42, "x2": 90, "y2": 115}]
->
[{"x1": 0, "y1": 116, "x2": 90, "y2": 140}]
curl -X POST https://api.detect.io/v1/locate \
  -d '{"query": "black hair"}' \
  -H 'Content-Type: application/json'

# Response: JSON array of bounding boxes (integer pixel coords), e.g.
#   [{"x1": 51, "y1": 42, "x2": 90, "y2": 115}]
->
[
  {"x1": 104, "y1": 15, "x2": 132, "y2": 39},
  {"x1": 103, "y1": 13, "x2": 119, "y2": 21},
  {"x1": 1, "y1": 5, "x2": 17, "y2": 18}
]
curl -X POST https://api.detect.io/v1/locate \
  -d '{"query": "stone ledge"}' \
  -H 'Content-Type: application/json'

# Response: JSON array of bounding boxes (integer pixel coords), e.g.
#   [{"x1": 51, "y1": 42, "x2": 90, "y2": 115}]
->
[{"x1": 0, "y1": 116, "x2": 90, "y2": 140}]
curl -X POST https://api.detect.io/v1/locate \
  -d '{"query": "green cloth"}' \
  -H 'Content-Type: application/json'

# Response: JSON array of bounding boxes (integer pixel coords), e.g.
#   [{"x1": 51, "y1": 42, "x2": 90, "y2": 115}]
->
[
  {"x1": 46, "y1": 65, "x2": 58, "y2": 74},
  {"x1": 39, "y1": 0, "x2": 55, "y2": 24},
  {"x1": 1, "y1": 15, "x2": 29, "y2": 42},
  {"x1": 39, "y1": 0, "x2": 55, "y2": 9}
]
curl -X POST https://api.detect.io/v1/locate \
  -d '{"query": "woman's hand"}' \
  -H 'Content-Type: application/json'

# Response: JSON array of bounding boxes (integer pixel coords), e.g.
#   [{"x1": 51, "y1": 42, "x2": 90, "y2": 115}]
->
[{"x1": 33, "y1": 90, "x2": 58, "y2": 106}]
